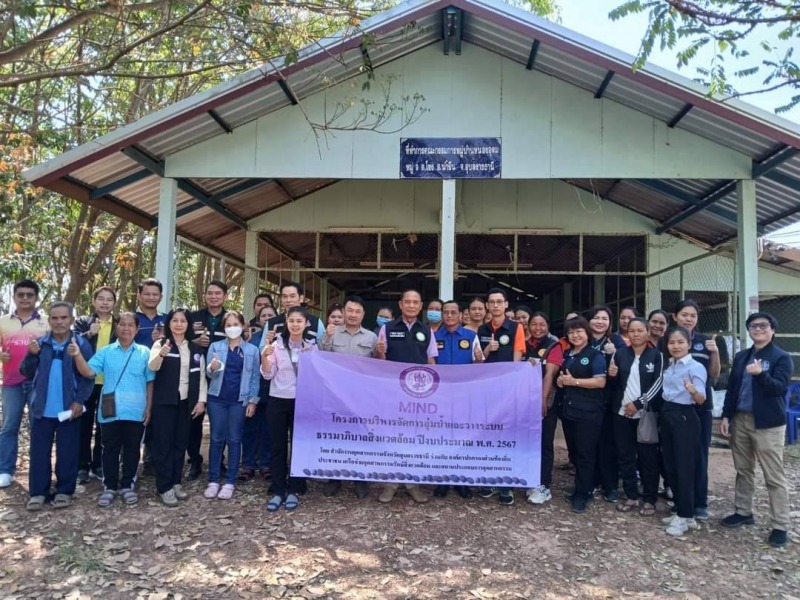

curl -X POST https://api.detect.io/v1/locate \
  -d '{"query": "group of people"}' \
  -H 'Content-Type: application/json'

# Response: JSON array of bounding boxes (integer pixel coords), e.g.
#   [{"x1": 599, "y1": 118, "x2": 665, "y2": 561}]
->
[{"x1": 0, "y1": 277, "x2": 793, "y2": 548}]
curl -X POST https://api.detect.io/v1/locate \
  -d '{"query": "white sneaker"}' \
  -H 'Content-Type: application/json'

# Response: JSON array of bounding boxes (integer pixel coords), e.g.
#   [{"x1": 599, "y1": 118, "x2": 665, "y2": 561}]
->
[
  {"x1": 527, "y1": 485, "x2": 552, "y2": 505},
  {"x1": 0, "y1": 474, "x2": 12, "y2": 488},
  {"x1": 160, "y1": 489, "x2": 178, "y2": 507},
  {"x1": 662, "y1": 514, "x2": 698, "y2": 529},
  {"x1": 662, "y1": 514, "x2": 678, "y2": 525},
  {"x1": 666, "y1": 517, "x2": 689, "y2": 536}
]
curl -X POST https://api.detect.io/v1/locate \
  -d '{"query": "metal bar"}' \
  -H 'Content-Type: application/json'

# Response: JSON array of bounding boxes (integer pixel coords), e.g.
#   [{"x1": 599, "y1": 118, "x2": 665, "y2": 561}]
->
[
  {"x1": 277, "y1": 79, "x2": 299, "y2": 106},
  {"x1": 763, "y1": 170, "x2": 800, "y2": 192},
  {"x1": 635, "y1": 179, "x2": 740, "y2": 225},
  {"x1": 207, "y1": 109, "x2": 233, "y2": 134},
  {"x1": 645, "y1": 247, "x2": 730, "y2": 279},
  {"x1": 594, "y1": 71, "x2": 614, "y2": 99},
  {"x1": 175, "y1": 179, "x2": 248, "y2": 229},
  {"x1": 525, "y1": 39, "x2": 540, "y2": 70},
  {"x1": 89, "y1": 169, "x2": 151, "y2": 199},
  {"x1": 667, "y1": 104, "x2": 693, "y2": 128},
  {"x1": 752, "y1": 145, "x2": 799, "y2": 178},
  {"x1": 656, "y1": 180, "x2": 737, "y2": 234},
  {"x1": 121, "y1": 145, "x2": 165, "y2": 177}
]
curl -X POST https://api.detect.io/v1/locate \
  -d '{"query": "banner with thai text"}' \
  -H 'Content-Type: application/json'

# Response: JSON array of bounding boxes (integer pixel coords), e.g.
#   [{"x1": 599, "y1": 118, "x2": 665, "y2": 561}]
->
[{"x1": 291, "y1": 352, "x2": 541, "y2": 487}]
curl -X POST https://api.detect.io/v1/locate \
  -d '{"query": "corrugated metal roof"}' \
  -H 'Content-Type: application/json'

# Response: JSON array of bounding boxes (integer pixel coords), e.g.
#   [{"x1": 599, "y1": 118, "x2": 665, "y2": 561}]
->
[{"x1": 22, "y1": 0, "x2": 800, "y2": 272}]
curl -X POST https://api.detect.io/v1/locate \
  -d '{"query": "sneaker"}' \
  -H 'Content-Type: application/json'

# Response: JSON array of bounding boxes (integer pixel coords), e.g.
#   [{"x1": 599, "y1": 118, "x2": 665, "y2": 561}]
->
[
  {"x1": 77, "y1": 470, "x2": 90, "y2": 484},
  {"x1": 0, "y1": 473, "x2": 13, "y2": 488},
  {"x1": 378, "y1": 486, "x2": 396, "y2": 504},
  {"x1": 768, "y1": 529, "x2": 788, "y2": 548},
  {"x1": 666, "y1": 517, "x2": 690, "y2": 536},
  {"x1": 160, "y1": 489, "x2": 178, "y2": 507},
  {"x1": 527, "y1": 486, "x2": 552, "y2": 505},
  {"x1": 478, "y1": 487, "x2": 497, "y2": 499},
  {"x1": 571, "y1": 495, "x2": 589, "y2": 513},
  {"x1": 498, "y1": 490, "x2": 514, "y2": 506},
  {"x1": 173, "y1": 484, "x2": 188, "y2": 500},
  {"x1": 720, "y1": 513, "x2": 755, "y2": 528},
  {"x1": 407, "y1": 485, "x2": 429, "y2": 504},
  {"x1": 694, "y1": 508, "x2": 709, "y2": 521},
  {"x1": 603, "y1": 490, "x2": 619, "y2": 503},
  {"x1": 663, "y1": 515, "x2": 698, "y2": 530}
]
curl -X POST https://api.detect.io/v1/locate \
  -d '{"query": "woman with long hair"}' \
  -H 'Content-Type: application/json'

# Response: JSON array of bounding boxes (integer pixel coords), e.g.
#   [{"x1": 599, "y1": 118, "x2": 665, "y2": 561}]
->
[
  {"x1": 647, "y1": 309, "x2": 669, "y2": 349},
  {"x1": 616, "y1": 306, "x2": 641, "y2": 346}
]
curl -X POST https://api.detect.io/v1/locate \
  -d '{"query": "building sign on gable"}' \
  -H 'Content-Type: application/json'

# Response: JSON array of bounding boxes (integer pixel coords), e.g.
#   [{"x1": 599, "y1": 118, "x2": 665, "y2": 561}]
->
[{"x1": 400, "y1": 138, "x2": 501, "y2": 179}]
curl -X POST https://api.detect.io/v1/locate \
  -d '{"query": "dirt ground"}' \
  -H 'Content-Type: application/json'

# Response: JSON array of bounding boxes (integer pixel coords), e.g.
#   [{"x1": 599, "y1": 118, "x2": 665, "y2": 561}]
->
[{"x1": 0, "y1": 428, "x2": 797, "y2": 600}]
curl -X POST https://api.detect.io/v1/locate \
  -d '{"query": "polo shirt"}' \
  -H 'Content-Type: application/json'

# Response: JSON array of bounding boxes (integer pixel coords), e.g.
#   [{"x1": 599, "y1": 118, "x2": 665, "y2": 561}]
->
[
  {"x1": 0, "y1": 311, "x2": 49, "y2": 386},
  {"x1": 134, "y1": 311, "x2": 165, "y2": 348},
  {"x1": 320, "y1": 326, "x2": 377, "y2": 357},
  {"x1": 95, "y1": 319, "x2": 113, "y2": 385},
  {"x1": 87, "y1": 341, "x2": 155, "y2": 423}
]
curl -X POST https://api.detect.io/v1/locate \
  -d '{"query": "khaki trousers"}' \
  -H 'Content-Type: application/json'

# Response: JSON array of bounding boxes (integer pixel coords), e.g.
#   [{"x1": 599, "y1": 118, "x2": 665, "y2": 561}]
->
[{"x1": 730, "y1": 412, "x2": 790, "y2": 531}]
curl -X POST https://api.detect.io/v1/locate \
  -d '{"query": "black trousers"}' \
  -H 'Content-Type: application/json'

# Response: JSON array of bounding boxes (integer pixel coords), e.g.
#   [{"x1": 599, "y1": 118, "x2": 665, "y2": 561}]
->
[
  {"x1": 556, "y1": 397, "x2": 575, "y2": 466},
  {"x1": 540, "y1": 404, "x2": 558, "y2": 488},
  {"x1": 100, "y1": 420, "x2": 145, "y2": 491},
  {"x1": 694, "y1": 409, "x2": 712, "y2": 510},
  {"x1": 613, "y1": 414, "x2": 660, "y2": 505},
  {"x1": 78, "y1": 384, "x2": 103, "y2": 472},
  {"x1": 563, "y1": 412, "x2": 603, "y2": 499},
  {"x1": 660, "y1": 403, "x2": 699, "y2": 519},
  {"x1": 267, "y1": 397, "x2": 306, "y2": 497},
  {"x1": 150, "y1": 401, "x2": 192, "y2": 493},
  {"x1": 595, "y1": 411, "x2": 618, "y2": 493},
  {"x1": 187, "y1": 410, "x2": 205, "y2": 466}
]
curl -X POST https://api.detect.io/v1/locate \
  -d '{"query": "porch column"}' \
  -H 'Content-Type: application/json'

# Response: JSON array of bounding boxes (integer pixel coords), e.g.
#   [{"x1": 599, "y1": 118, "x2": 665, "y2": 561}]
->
[
  {"x1": 439, "y1": 179, "x2": 456, "y2": 301},
  {"x1": 155, "y1": 177, "x2": 177, "y2": 313},
  {"x1": 737, "y1": 179, "x2": 759, "y2": 347},
  {"x1": 243, "y1": 230, "x2": 259, "y2": 317}
]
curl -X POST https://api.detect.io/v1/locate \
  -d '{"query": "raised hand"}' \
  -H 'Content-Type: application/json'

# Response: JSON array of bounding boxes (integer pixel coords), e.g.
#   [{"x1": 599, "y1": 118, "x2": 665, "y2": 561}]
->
[
  {"x1": 683, "y1": 378, "x2": 697, "y2": 395},
  {"x1": 487, "y1": 334, "x2": 499, "y2": 353},
  {"x1": 209, "y1": 352, "x2": 222, "y2": 371},
  {"x1": 261, "y1": 344, "x2": 273, "y2": 358},
  {"x1": 705, "y1": 339, "x2": 718, "y2": 354},
  {"x1": 28, "y1": 338, "x2": 41, "y2": 356},
  {"x1": 603, "y1": 340, "x2": 616, "y2": 355},
  {"x1": 67, "y1": 336, "x2": 80, "y2": 357},
  {"x1": 88, "y1": 317, "x2": 101, "y2": 337},
  {"x1": 745, "y1": 358, "x2": 763, "y2": 376},
  {"x1": 266, "y1": 327, "x2": 277, "y2": 345},
  {"x1": 608, "y1": 356, "x2": 618, "y2": 377},
  {"x1": 473, "y1": 343, "x2": 484, "y2": 362},
  {"x1": 159, "y1": 339, "x2": 172, "y2": 357},
  {"x1": 326, "y1": 323, "x2": 337, "y2": 338}
]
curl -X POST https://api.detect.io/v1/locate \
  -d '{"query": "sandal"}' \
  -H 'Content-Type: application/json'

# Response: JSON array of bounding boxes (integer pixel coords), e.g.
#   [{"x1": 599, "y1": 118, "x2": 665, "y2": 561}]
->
[
  {"x1": 284, "y1": 493, "x2": 299, "y2": 511},
  {"x1": 616, "y1": 500, "x2": 638, "y2": 513},
  {"x1": 204, "y1": 483, "x2": 221, "y2": 499},
  {"x1": 237, "y1": 468, "x2": 255, "y2": 482},
  {"x1": 98, "y1": 490, "x2": 117, "y2": 507},
  {"x1": 52, "y1": 493, "x2": 71, "y2": 509},
  {"x1": 26, "y1": 495, "x2": 46, "y2": 511},
  {"x1": 260, "y1": 468, "x2": 272, "y2": 481},
  {"x1": 640, "y1": 502, "x2": 656, "y2": 517},
  {"x1": 217, "y1": 484, "x2": 235, "y2": 500},
  {"x1": 266, "y1": 494, "x2": 283, "y2": 512},
  {"x1": 120, "y1": 488, "x2": 138, "y2": 505}
]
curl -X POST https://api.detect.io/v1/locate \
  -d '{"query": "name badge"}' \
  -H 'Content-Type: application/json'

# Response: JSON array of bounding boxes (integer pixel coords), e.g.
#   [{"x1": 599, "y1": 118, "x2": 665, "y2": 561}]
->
[
  {"x1": 436, "y1": 341, "x2": 445, "y2": 350},
  {"x1": 499, "y1": 335, "x2": 510, "y2": 345},
  {"x1": 580, "y1": 357, "x2": 589, "y2": 365},
  {"x1": 415, "y1": 332, "x2": 426, "y2": 342},
  {"x1": 389, "y1": 331, "x2": 406, "y2": 338},
  {"x1": 694, "y1": 343, "x2": 704, "y2": 351},
  {"x1": 459, "y1": 339, "x2": 470, "y2": 349}
]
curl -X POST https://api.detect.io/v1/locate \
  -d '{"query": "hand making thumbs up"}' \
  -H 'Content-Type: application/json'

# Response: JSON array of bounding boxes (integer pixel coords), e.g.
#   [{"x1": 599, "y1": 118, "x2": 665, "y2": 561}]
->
[
  {"x1": 486, "y1": 333, "x2": 499, "y2": 353},
  {"x1": 88, "y1": 317, "x2": 100, "y2": 337},
  {"x1": 608, "y1": 355, "x2": 618, "y2": 377},
  {"x1": 209, "y1": 352, "x2": 222, "y2": 372},
  {"x1": 67, "y1": 336, "x2": 80, "y2": 357},
  {"x1": 159, "y1": 339, "x2": 172, "y2": 358},
  {"x1": 326, "y1": 323, "x2": 337, "y2": 338}
]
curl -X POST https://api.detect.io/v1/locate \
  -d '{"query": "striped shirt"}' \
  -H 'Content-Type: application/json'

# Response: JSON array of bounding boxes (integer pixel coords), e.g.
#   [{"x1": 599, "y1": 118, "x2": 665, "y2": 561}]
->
[{"x1": 0, "y1": 311, "x2": 49, "y2": 386}]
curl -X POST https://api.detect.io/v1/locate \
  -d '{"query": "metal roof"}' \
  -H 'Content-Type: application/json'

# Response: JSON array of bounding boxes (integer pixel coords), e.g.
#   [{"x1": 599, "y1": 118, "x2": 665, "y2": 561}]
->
[{"x1": 23, "y1": 0, "x2": 800, "y2": 268}]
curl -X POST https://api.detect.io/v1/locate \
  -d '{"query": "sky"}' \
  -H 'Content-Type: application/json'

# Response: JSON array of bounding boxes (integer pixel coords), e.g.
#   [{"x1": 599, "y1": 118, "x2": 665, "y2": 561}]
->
[{"x1": 557, "y1": 1, "x2": 800, "y2": 245}]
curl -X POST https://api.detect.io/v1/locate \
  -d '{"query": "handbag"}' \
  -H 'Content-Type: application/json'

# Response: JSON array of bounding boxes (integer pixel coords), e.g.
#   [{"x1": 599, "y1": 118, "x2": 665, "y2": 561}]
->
[
  {"x1": 101, "y1": 348, "x2": 135, "y2": 420},
  {"x1": 637, "y1": 409, "x2": 659, "y2": 444}
]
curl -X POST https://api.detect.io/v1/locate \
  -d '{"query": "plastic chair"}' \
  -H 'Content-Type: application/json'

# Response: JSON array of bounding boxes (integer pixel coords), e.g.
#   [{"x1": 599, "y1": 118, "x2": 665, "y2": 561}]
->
[{"x1": 785, "y1": 382, "x2": 800, "y2": 445}]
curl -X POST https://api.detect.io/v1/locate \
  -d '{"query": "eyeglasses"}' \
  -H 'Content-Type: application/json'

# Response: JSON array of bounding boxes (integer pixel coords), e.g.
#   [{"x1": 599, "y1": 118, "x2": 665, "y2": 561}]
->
[
  {"x1": 747, "y1": 322, "x2": 771, "y2": 331},
  {"x1": 486, "y1": 300, "x2": 505, "y2": 306},
  {"x1": 15, "y1": 291, "x2": 35, "y2": 298},
  {"x1": 442, "y1": 310, "x2": 460, "y2": 316}
]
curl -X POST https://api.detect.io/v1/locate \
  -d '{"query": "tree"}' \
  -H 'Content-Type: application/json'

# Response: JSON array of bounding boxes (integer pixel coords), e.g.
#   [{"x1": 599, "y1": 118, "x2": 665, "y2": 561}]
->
[{"x1": 611, "y1": 0, "x2": 800, "y2": 112}]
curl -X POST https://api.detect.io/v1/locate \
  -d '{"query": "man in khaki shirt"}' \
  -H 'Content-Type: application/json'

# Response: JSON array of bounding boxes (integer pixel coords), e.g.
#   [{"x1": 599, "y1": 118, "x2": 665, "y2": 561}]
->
[{"x1": 319, "y1": 295, "x2": 377, "y2": 498}]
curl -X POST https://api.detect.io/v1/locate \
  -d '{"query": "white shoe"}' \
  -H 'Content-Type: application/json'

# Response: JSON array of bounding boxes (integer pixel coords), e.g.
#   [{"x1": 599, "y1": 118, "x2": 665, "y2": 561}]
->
[
  {"x1": 662, "y1": 514, "x2": 698, "y2": 529},
  {"x1": 662, "y1": 514, "x2": 678, "y2": 525},
  {"x1": 527, "y1": 485, "x2": 552, "y2": 505},
  {"x1": 666, "y1": 517, "x2": 689, "y2": 536},
  {"x1": 173, "y1": 484, "x2": 188, "y2": 500},
  {"x1": 160, "y1": 489, "x2": 178, "y2": 507},
  {"x1": 0, "y1": 474, "x2": 12, "y2": 488}
]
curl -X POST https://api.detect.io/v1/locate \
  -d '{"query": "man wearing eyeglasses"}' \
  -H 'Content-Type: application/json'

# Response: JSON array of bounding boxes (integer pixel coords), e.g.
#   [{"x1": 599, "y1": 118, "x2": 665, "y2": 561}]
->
[
  {"x1": 0, "y1": 279, "x2": 49, "y2": 488},
  {"x1": 719, "y1": 312, "x2": 793, "y2": 548}
]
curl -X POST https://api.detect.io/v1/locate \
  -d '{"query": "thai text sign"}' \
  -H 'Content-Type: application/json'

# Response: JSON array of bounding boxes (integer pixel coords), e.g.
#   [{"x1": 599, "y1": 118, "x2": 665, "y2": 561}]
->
[
  {"x1": 291, "y1": 352, "x2": 541, "y2": 487},
  {"x1": 399, "y1": 137, "x2": 502, "y2": 178}
]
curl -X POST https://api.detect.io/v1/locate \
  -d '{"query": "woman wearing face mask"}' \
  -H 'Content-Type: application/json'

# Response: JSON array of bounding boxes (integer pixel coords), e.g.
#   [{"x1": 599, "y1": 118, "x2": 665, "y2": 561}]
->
[
  {"x1": 647, "y1": 309, "x2": 669, "y2": 349},
  {"x1": 261, "y1": 306, "x2": 317, "y2": 512},
  {"x1": 616, "y1": 306, "x2": 640, "y2": 346},
  {"x1": 607, "y1": 318, "x2": 663, "y2": 516},
  {"x1": 326, "y1": 304, "x2": 344, "y2": 327},
  {"x1": 587, "y1": 305, "x2": 627, "y2": 503},
  {"x1": 426, "y1": 299, "x2": 443, "y2": 333},
  {"x1": 671, "y1": 299, "x2": 719, "y2": 522},
  {"x1": 466, "y1": 297, "x2": 486, "y2": 332},
  {"x1": 148, "y1": 308, "x2": 207, "y2": 506},
  {"x1": 374, "y1": 307, "x2": 394, "y2": 336},
  {"x1": 204, "y1": 311, "x2": 261, "y2": 500}
]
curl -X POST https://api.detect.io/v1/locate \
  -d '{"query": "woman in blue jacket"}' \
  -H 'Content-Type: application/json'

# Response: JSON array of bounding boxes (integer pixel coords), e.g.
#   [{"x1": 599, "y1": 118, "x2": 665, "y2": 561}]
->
[{"x1": 204, "y1": 311, "x2": 261, "y2": 500}]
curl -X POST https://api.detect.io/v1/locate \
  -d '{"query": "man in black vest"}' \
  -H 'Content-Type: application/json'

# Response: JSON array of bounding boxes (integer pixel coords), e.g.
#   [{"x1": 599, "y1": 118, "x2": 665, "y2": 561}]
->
[
  {"x1": 477, "y1": 287, "x2": 526, "y2": 506},
  {"x1": 185, "y1": 280, "x2": 229, "y2": 481},
  {"x1": 259, "y1": 282, "x2": 324, "y2": 351},
  {"x1": 375, "y1": 288, "x2": 437, "y2": 503}
]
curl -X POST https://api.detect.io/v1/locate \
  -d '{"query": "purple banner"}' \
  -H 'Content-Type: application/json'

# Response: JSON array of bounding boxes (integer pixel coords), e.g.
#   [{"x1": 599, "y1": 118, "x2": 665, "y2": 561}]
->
[{"x1": 291, "y1": 352, "x2": 541, "y2": 487}]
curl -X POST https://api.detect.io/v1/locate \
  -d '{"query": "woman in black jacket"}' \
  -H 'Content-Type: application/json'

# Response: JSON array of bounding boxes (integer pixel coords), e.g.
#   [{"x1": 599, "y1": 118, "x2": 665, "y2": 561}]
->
[{"x1": 608, "y1": 318, "x2": 664, "y2": 515}]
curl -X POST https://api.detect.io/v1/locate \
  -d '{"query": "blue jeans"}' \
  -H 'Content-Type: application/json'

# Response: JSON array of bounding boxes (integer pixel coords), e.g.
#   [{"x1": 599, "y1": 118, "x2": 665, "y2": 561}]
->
[
  {"x1": 242, "y1": 401, "x2": 270, "y2": 470},
  {"x1": 0, "y1": 383, "x2": 33, "y2": 475},
  {"x1": 207, "y1": 399, "x2": 245, "y2": 486}
]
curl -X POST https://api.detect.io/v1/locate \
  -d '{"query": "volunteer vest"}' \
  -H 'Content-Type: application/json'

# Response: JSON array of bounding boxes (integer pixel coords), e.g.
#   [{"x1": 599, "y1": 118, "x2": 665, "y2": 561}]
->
[
  {"x1": 152, "y1": 340, "x2": 204, "y2": 408},
  {"x1": 560, "y1": 345, "x2": 605, "y2": 417},
  {"x1": 385, "y1": 318, "x2": 430, "y2": 365},
  {"x1": 435, "y1": 327, "x2": 476, "y2": 365},
  {"x1": 478, "y1": 319, "x2": 518, "y2": 363}
]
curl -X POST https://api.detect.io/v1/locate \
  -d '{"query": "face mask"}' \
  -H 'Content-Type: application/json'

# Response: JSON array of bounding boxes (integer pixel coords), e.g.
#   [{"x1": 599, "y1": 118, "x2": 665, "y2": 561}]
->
[
  {"x1": 225, "y1": 326, "x2": 243, "y2": 339},
  {"x1": 376, "y1": 316, "x2": 391, "y2": 327},
  {"x1": 426, "y1": 310, "x2": 442, "y2": 323}
]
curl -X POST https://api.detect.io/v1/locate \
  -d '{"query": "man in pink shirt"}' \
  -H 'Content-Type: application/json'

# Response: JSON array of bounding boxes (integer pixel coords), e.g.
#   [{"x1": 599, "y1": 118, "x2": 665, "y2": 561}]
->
[{"x1": 0, "y1": 279, "x2": 49, "y2": 487}]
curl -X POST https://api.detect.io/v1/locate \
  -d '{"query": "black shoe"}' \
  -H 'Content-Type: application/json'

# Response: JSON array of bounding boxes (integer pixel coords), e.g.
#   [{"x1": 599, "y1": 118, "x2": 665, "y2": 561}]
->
[
  {"x1": 571, "y1": 495, "x2": 588, "y2": 513},
  {"x1": 768, "y1": 529, "x2": 788, "y2": 548},
  {"x1": 186, "y1": 462, "x2": 202, "y2": 481},
  {"x1": 77, "y1": 469, "x2": 90, "y2": 484},
  {"x1": 433, "y1": 485, "x2": 448, "y2": 498},
  {"x1": 354, "y1": 481, "x2": 369, "y2": 499},
  {"x1": 455, "y1": 485, "x2": 472, "y2": 499},
  {"x1": 498, "y1": 490, "x2": 514, "y2": 506},
  {"x1": 720, "y1": 513, "x2": 755, "y2": 528},
  {"x1": 323, "y1": 480, "x2": 342, "y2": 497},
  {"x1": 603, "y1": 490, "x2": 619, "y2": 503}
]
